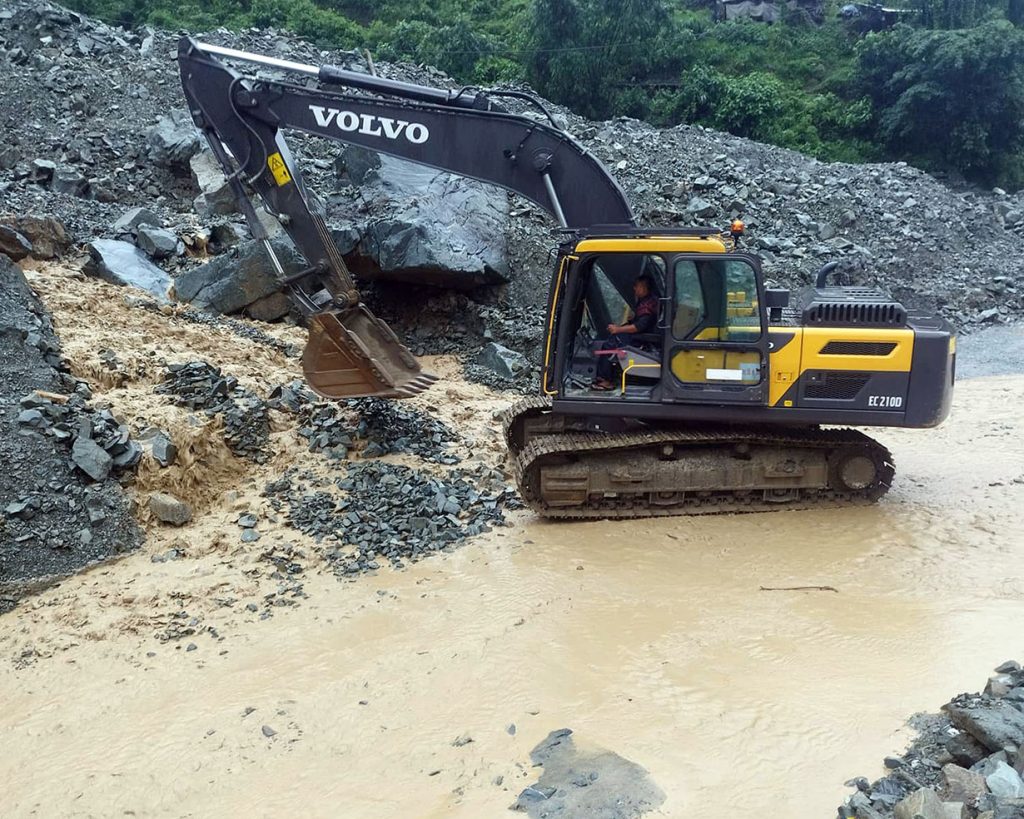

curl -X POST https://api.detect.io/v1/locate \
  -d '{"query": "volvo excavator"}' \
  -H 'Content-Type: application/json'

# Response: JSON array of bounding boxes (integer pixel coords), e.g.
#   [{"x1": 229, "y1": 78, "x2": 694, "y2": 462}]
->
[{"x1": 177, "y1": 38, "x2": 955, "y2": 519}]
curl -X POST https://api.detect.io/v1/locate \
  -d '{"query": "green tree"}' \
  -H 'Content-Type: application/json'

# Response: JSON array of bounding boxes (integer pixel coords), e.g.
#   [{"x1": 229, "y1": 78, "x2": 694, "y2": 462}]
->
[
  {"x1": 526, "y1": 0, "x2": 673, "y2": 119},
  {"x1": 855, "y1": 20, "x2": 1024, "y2": 186}
]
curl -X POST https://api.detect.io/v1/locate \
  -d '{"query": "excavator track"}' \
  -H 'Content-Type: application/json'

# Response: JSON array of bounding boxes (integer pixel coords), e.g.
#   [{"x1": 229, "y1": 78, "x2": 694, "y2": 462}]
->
[{"x1": 501, "y1": 399, "x2": 894, "y2": 519}]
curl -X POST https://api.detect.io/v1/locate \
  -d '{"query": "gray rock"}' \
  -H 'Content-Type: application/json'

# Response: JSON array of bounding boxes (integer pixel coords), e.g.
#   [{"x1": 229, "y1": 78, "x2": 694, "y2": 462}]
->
[
  {"x1": 190, "y1": 151, "x2": 237, "y2": 216},
  {"x1": 173, "y1": 237, "x2": 301, "y2": 315},
  {"x1": 894, "y1": 788, "x2": 947, "y2": 819},
  {"x1": 71, "y1": 436, "x2": 112, "y2": 481},
  {"x1": 988, "y1": 675, "x2": 1018, "y2": 698},
  {"x1": 208, "y1": 222, "x2": 241, "y2": 253},
  {"x1": 996, "y1": 662, "x2": 1022, "y2": 674},
  {"x1": 112, "y1": 207, "x2": 159, "y2": 234},
  {"x1": 148, "y1": 492, "x2": 192, "y2": 526},
  {"x1": 686, "y1": 196, "x2": 716, "y2": 218},
  {"x1": 136, "y1": 225, "x2": 179, "y2": 259},
  {"x1": 29, "y1": 159, "x2": 55, "y2": 183},
  {"x1": 0, "y1": 146, "x2": 19, "y2": 170},
  {"x1": 245, "y1": 292, "x2": 291, "y2": 322},
  {"x1": 145, "y1": 109, "x2": 201, "y2": 168},
  {"x1": 949, "y1": 731, "x2": 992, "y2": 768},
  {"x1": 989, "y1": 797, "x2": 1024, "y2": 818},
  {"x1": 84, "y1": 239, "x2": 171, "y2": 301},
  {"x1": 0, "y1": 226, "x2": 33, "y2": 261},
  {"x1": 261, "y1": 725, "x2": 276, "y2": 737},
  {"x1": 946, "y1": 700, "x2": 1024, "y2": 753},
  {"x1": 334, "y1": 144, "x2": 382, "y2": 186},
  {"x1": 151, "y1": 435, "x2": 177, "y2": 467},
  {"x1": 512, "y1": 728, "x2": 665, "y2": 818},
  {"x1": 475, "y1": 342, "x2": 529, "y2": 379},
  {"x1": 51, "y1": 167, "x2": 88, "y2": 196},
  {"x1": 986, "y1": 761, "x2": 1024, "y2": 798}
]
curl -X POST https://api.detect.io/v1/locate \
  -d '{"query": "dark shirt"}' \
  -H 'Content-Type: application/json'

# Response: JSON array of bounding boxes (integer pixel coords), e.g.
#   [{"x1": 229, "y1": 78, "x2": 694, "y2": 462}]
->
[{"x1": 631, "y1": 295, "x2": 658, "y2": 334}]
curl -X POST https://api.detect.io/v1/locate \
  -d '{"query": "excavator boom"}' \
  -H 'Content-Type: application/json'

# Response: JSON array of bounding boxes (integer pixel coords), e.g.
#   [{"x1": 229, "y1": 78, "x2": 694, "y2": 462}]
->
[{"x1": 177, "y1": 38, "x2": 633, "y2": 398}]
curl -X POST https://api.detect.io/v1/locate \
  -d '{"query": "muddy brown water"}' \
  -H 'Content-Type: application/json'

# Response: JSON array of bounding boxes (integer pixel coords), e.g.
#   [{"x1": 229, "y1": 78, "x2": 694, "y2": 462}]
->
[{"x1": 2, "y1": 359, "x2": 1024, "y2": 813}]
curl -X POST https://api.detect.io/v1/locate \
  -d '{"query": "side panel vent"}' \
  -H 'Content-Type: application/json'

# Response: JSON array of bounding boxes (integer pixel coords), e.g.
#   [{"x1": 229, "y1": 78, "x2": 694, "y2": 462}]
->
[
  {"x1": 805, "y1": 302, "x2": 907, "y2": 326},
  {"x1": 820, "y1": 341, "x2": 898, "y2": 356},
  {"x1": 804, "y1": 372, "x2": 870, "y2": 400}
]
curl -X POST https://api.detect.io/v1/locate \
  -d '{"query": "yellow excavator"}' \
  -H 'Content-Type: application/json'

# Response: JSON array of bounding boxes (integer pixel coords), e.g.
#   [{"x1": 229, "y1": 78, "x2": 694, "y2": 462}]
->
[{"x1": 177, "y1": 39, "x2": 955, "y2": 519}]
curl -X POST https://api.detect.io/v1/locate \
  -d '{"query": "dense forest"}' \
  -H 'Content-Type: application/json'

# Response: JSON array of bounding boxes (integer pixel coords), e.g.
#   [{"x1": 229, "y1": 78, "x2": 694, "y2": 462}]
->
[{"x1": 67, "y1": 0, "x2": 1024, "y2": 189}]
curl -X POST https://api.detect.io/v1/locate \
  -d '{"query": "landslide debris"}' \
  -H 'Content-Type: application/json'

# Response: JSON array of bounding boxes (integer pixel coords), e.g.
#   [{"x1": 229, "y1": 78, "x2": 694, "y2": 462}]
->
[
  {"x1": 269, "y1": 380, "x2": 461, "y2": 464},
  {"x1": 0, "y1": 256, "x2": 141, "y2": 609},
  {"x1": 839, "y1": 660, "x2": 1024, "y2": 819},
  {"x1": 263, "y1": 461, "x2": 519, "y2": 575}
]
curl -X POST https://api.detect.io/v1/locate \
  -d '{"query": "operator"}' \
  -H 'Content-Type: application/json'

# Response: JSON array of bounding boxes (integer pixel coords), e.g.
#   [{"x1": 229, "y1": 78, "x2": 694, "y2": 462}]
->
[{"x1": 592, "y1": 273, "x2": 659, "y2": 390}]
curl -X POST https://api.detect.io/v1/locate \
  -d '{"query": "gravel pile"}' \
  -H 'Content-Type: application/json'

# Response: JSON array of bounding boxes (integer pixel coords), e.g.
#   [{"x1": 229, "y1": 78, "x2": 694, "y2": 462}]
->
[
  {"x1": 839, "y1": 660, "x2": 1024, "y2": 819},
  {"x1": 263, "y1": 461, "x2": 519, "y2": 574},
  {"x1": 154, "y1": 361, "x2": 269, "y2": 463},
  {"x1": 270, "y1": 380, "x2": 461, "y2": 463}
]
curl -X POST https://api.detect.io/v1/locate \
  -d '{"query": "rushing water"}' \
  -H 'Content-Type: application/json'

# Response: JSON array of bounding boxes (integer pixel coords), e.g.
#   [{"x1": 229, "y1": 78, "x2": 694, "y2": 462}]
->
[{"x1": 2, "y1": 375, "x2": 1024, "y2": 818}]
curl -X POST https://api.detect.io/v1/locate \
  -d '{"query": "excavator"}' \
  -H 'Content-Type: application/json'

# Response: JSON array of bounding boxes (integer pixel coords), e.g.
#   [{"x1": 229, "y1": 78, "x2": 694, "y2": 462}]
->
[{"x1": 177, "y1": 38, "x2": 955, "y2": 519}]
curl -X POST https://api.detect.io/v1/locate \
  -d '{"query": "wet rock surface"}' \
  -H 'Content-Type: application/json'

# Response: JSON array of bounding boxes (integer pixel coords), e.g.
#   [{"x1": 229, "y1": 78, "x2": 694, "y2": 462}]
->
[
  {"x1": 839, "y1": 661, "x2": 1024, "y2": 819},
  {"x1": 154, "y1": 362, "x2": 270, "y2": 463},
  {"x1": 512, "y1": 728, "x2": 666, "y2": 818},
  {"x1": 331, "y1": 149, "x2": 512, "y2": 288},
  {"x1": 84, "y1": 238, "x2": 172, "y2": 301},
  {"x1": 0, "y1": 256, "x2": 141, "y2": 610}
]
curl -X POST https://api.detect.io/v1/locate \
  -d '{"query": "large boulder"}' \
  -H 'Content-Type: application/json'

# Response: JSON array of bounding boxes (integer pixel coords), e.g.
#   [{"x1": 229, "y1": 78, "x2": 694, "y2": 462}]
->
[
  {"x1": 172, "y1": 236, "x2": 300, "y2": 319},
  {"x1": 145, "y1": 109, "x2": 201, "y2": 169},
  {"x1": 84, "y1": 239, "x2": 172, "y2": 302},
  {"x1": 332, "y1": 148, "x2": 511, "y2": 289}
]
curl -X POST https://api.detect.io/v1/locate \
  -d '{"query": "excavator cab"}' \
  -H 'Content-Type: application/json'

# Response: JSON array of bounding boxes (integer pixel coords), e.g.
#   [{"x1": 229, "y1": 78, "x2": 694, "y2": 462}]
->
[{"x1": 548, "y1": 229, "x2": 770, "y2": 408}]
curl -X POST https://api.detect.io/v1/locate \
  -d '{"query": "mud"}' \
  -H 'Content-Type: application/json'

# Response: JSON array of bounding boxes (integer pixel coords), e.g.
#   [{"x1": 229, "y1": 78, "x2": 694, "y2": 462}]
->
[{"x1": 1, "y1": 266, "x2": 1024, "y2": 816}]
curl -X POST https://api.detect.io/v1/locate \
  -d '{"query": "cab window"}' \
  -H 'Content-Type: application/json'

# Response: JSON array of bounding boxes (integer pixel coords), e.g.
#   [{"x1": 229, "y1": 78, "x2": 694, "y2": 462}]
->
[
  {"x1": 672, "y1": 258, "x2": 760, "y2": 342},
  {"x1": 584, "y1": 254, "x2": 665, "y2": 331}
]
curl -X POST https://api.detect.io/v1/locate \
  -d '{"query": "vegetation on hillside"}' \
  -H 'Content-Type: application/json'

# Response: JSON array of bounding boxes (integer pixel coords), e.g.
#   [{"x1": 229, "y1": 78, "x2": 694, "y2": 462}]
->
[{"x1": 66, "y1": 0, "x2": 1024, "y2": 188}]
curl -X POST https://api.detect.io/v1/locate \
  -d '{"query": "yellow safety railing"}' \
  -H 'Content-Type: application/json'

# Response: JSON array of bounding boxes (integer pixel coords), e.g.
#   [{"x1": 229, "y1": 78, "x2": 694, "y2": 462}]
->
[{"x1": 620, "y1": 357, "x2": 661, "y2": 394}]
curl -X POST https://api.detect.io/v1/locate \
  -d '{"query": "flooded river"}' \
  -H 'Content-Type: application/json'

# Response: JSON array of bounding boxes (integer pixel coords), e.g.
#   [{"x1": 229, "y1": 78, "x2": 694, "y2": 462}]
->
[{"x1": 2, "y1": 368, "x2": 1024, "y2": 817}]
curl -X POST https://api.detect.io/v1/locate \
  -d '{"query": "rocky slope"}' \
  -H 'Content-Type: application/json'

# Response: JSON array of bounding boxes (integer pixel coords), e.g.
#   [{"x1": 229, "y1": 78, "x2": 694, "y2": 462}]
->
[{"x1": 0, "y1": 256, "x2": 140, "y2": 609}]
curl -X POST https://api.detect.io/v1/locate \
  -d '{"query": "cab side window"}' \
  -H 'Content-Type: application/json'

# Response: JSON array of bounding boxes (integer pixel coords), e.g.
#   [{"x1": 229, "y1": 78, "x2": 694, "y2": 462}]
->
[{"x1": 673, "y1": 261, "x2": 705, "y2": 339}]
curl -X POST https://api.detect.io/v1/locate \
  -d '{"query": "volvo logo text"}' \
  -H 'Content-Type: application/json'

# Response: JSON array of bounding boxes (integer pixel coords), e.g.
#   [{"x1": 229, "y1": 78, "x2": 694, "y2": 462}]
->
[{"x1": 308, "y1": 106, "x2": 429, "y2": 144}]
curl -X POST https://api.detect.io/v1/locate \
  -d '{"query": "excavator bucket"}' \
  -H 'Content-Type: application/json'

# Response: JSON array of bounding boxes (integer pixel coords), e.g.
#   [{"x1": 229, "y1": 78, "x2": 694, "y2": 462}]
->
[{"x1": 301, "y1": 306, "x2": 437, "y2": 399}]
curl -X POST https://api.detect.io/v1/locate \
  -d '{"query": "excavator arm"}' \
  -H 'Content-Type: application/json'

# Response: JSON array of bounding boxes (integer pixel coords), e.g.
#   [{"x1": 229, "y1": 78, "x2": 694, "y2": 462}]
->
[{"x1": 177, "y1": 38, "x2": 635, "y2": 398}]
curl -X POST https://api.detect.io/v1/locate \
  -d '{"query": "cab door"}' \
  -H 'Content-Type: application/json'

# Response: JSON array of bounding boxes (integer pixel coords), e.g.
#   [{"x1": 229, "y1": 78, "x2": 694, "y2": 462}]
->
[{"x1": 662, "y1": 255, "x2": 769, "y2": 405}]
